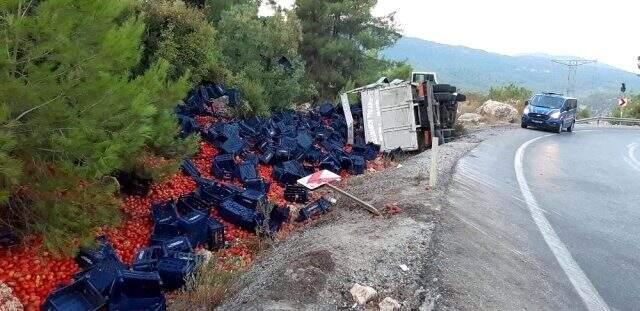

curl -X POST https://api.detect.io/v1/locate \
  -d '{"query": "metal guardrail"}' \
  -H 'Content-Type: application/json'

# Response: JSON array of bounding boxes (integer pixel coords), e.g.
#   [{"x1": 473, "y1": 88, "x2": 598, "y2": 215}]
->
[{"x1": 575, "y1": 117, "x2": 640, "y2": 126}]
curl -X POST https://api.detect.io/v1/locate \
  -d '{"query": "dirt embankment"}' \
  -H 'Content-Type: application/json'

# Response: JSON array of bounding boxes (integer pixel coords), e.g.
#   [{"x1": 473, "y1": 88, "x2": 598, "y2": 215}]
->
[{"x1": 219, "y1": 126, "x2": 515, "y2": 310}]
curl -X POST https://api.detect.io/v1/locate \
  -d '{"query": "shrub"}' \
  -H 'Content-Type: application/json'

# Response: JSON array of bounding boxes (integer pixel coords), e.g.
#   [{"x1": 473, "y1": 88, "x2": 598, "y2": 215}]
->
[{"x1": 0, "y1": 0, "x2": 193, "y2": 252}]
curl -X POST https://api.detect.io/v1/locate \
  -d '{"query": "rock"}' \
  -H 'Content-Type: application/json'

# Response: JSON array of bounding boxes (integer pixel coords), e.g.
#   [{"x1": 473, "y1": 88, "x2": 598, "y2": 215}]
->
[
  {"x1": 475, "y1": 100, "x2": 518, "y2": 123},
  {"x1": 0, "y1": 282, "x2": 24, "y2": 311},
  {"x1": 379, "y1": 297, "x2": 401, "y2": 311},
  {"x1": 349, "y1": 283, "x2": 377, "y2": 305},
  {"x1": 457, "y1": 113, "x2": 483, "y2": 126},
  {"x1": 399, "y1": 264, "x2": 409, "y2": 272}
]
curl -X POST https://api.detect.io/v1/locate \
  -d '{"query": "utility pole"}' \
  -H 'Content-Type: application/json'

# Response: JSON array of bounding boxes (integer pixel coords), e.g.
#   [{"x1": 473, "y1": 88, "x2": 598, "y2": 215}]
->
[{"x1": 552, "y1": 59, "x2": 597, "y2": 96}]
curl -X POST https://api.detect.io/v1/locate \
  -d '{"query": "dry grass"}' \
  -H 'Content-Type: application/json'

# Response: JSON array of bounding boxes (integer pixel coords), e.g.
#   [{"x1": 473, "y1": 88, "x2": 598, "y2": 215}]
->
[
  {"x1": 459, "y1": 92, "x2": 487, "y2": 114},
  {"x1": 168, "y1": 254, "x2": 245, "y2": 311}
]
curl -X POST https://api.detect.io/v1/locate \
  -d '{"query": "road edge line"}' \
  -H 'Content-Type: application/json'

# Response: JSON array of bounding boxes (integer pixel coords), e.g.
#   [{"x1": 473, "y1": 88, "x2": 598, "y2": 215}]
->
[{"x1": 514, "y1": 134, "x2": 610, "y2": 311}]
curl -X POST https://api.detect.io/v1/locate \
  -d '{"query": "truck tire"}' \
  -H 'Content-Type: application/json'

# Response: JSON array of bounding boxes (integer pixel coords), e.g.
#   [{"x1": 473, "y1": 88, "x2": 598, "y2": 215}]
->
[
  {"x1": 433, "y1": 84, "x2": 456, "y2": 93},
  {"x1": 434, "y1": 93, "x2": 456, "y2": 102},
  {"x1": 456, "y1": 93, "x2": 467, "y2": 102}
]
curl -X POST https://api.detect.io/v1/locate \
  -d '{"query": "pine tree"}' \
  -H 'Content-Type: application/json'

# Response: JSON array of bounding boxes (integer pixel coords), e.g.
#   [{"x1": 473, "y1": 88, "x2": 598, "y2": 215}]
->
[
  {"x1": 216, "y1": 2, "x2": 315, "y2": 114},
  {"x1": 295, "y1": 0, "x2": 400, "y2": 100},
  {"x1": 0, "y1": 0, "x2": 192, "y2": 252}
]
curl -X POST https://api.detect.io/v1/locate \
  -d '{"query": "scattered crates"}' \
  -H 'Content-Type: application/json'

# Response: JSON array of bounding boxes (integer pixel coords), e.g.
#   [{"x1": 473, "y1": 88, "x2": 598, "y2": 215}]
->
[
  {"x1": 349, "y1": 155, "x2": 366, "y2": 175},
  {"x1": 177, "y1": 211, "x2": 209, "y2": 248},
  {"x1": 236, "y1": 162, "x2": 258, "y2": 183},
  {"x1": 207, "y1": 218, "x2": 225, "y2": 251},
  {"x1": 212, "y1": 154, "x2": 236, "y2": 180},
  {"x1": 149, "y1": 222, "x2": 181, "y2": 246},
  {"x1": 76, "y1": 258, "x2": 124, "y2": 297},
  {"x1": 132, "y1": 246, "x2": 166, "y2": 272},
  {"x1": 296, "y1": 132, "x2": 314, "y2": 151},
  {"x1": 244, "y1": 178, "x2": 270, "y2": 193},
  {"x1": 220, "y1": 135, "x2": 245, "y2": 155},
  {"x1": 75, "y1": 237, "x2": 120, "y2": 270},
  {"x1": 237, "y1": 189, "x2": 268, "y2": 210},
  {"x1": 273, "y1": 161, "x2": 306, "y2": 184},
  {"x1": 180, "y1": 159, "x2": 200, "y2": 180},
  {"x1": 162, "y1": 236, "x2": 193, "y2": 255},
  {"x1": 320, "y1": 155, "x2": 341, "y2": 173},
  {"x1": 43, "y1": 278, "x2": 105, "y2": 311},
  {"x1": 109, "y1": 270, "x2": 166, "y2": 311},
  {"x1": 151, "y1": 201, "x2": 179, "y2": 226},
  {"x1": 177, "y1": 193, "x2": 210, "y2": 215},
  {"x1": 157, "y1": 253, "x2": 198, "y2": 290},
  {"x1": 219, "y1": 200, "x2": 258, "y2": 231},
  {"x1": 284, "y1": 184, "x2": 309, "y2": 203},
  {"x1": 298, "y1": 198, "x2": 333, "y2": 221},
  {"x1": 197, "y1": 179, "x2": 241, "y2": 206}
]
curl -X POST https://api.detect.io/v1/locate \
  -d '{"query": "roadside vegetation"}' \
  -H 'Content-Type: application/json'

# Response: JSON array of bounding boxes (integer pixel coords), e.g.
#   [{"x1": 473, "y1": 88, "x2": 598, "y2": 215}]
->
[
  {"x1": 610, "y1": 94, "x2": 640, "y2": 119},
  {"x1": 0, "y1": 0, "x2": 409, "y2": 253}
]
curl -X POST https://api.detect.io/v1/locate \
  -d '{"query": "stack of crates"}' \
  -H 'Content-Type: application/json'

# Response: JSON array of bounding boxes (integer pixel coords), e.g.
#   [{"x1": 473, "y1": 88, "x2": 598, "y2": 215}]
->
[
  {"x1": 219, "y1": 200, "x2": 258, "y2": 231},
  {"x1": 236, "y1": 189, "x2": 267, "y2": 210}
]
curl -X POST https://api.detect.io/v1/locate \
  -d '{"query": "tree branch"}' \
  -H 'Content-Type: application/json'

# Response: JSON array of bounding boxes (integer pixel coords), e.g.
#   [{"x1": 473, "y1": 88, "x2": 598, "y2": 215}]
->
[{"x1": 10, "y1": 94, "x2": 62, "y2": 124}]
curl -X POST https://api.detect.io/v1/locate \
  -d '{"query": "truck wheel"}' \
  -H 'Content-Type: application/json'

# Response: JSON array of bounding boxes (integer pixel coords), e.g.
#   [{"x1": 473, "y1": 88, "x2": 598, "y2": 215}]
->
[
  {"x1": 434, "y1": 93, "x2": 456, "y2": 102},
  {"x1": 567, "y1": 121, "x2": 574, "y2": 132},
  {"x1": 433, "y1": 84, "x2": 456, "y2": 93},
  {"x1": 456, "y1": 93, "x2": 467, "y2": 102}
]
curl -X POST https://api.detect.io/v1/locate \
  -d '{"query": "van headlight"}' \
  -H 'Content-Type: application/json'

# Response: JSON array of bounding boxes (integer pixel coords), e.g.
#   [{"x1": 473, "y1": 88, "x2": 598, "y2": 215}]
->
[
  {"x1": 523, "y1": 106, "x2": 530, "y2": 115},
  {"x1": 549, "y1": 111, "x2": 561, "y2": 119}
]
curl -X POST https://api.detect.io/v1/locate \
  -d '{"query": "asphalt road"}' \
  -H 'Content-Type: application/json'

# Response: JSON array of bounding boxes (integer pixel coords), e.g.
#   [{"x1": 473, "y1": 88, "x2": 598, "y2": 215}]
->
[{"x1": 437, "y1": 126, "x2": 640, "y2": 311}]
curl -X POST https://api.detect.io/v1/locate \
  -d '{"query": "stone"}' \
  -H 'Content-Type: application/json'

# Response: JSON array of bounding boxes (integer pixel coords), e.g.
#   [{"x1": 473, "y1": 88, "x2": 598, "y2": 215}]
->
[
  {"x1": 457, "y1": 113, "x2": 483, "y2": 126},
  {"x1": 349, "y1": 283, "x2": 377, "y2": 305},
  {"x1": 475, "y1": 100, "x2": 518, "y2": 123},
  {"x1": 0, "y1": 282, "x2": 23, "y2": 311},
  {"x1": 379, "y1": 297, "x2": 401, "y2": 311}
]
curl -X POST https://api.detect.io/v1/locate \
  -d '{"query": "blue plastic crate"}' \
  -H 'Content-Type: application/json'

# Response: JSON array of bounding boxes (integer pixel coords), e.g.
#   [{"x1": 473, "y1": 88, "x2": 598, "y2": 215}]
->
[
  {"x1": 151, "y1": 202, "x2": 179, "y2": 226},
  {"x1": 318, "y1": 102, "x2": 334, "y2": 117},
  {"x1": 75, "y1": 237, "x2": 120, "y2": 270},
  {"x1": 77, "y1": 258, "x2": 125, "y2": 297},
  {"x1": 365, "y1": 143, "x2": 380, "y2": 161},
  {"x1": 284, "y1": 184, "x2": 309, "y2": 203},
  {"x1": 273, "y1": 161, "x2": 306, "y2": 184},
  {"x1": 197, "y1": 180, "x2": 241, "y2": 206},
  {"x1": 180, "y1": 159, "x2": 200, "y2": 180},
  {"x1": 259, "y1": 148, "x2": 275, "y2": 165},
  {"x1": 244, "y1": 178, "x2": 270, "y2": 193},
  {"x1": 157, "y1": 254, "x2": 198, "y2": 290},
  {"x1": 162, "y1": 236, "x2": 193, "y2": 255},
  {"x1": 274, "y1": 148, "x2": 292, "y2": 162},
  {"x1": 298, "y1": 198, "x2": 333, "y2": 221},
  {"x1": 212, "y1": 154, "x2": 236, "y2": 180},
  {"x1": 132, "y1": 246, "x2": 166, "y2": 272},
  {"x1": 305, "y1": 147, "x2": 322, "y2": 164},
  {"x1": 109, "y1": 270, "x2": 165, "y2": 311},
  {"x1": 207, "y1": 218, "x2": 225, "y2": 251},
  {"x1": 320, "y1": 155, "x2": 341, "y2": 173},
  {"x1": 296, "y1": 132, "x2": 314, "y2": 151},
  {"x1": 178, "y1": 211, "x2": 209, "y2": 248},
  {"x1": 219, "y1": 200, "x2": 258, "y2": 231},
  {"x1": 349, "y1": 155, "x2": 366, "y2": 175},
  {"x1": 177, "y1": 193, "x2": 210, "y2": 215},
  {"x1": 227, "y1": 88, "x2": 241, "y2": 107},
  {"x1": 243, "y1": 153, "x2": 260, "y2": 167},
  {"x1": 149, "y1": 223, "x2": 181, "y2": 246},
  {"x1": 236, "y1": 162, "x2": 258, "y2": 183},
  {"x1": 43, "y1": 278, "x2": 105, "y2": 311},
  {"x1": 220, "y1": 135, "x2": 246, "y2": 155},
  {"x1": 236, "y1": 189, "x2": 267, "y2": 210}
]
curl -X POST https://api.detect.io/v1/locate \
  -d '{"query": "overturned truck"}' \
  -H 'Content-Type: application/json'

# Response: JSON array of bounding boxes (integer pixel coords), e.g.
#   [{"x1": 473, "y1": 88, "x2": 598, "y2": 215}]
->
[{"x1": 341, "y1": 75, "x2": 466, "y2": 152}]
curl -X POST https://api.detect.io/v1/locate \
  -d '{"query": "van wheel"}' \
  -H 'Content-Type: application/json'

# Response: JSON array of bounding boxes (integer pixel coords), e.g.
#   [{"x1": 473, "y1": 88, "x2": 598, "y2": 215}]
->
[
  {"x1": 521, "y1": 122, "x2": 527, "y2": 129},
  {"x1": 567, "y1": 121, "x2": 574, "y2": 132}
]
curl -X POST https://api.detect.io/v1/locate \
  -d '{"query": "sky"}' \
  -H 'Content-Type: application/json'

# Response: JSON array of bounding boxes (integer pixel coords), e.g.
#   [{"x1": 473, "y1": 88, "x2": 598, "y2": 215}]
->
[{"x1": 261, "y1": 0, "x2": 640, "y2": 73}]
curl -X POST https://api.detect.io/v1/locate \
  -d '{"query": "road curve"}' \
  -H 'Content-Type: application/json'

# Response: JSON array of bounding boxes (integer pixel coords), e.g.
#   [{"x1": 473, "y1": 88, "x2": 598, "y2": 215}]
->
[{"x1": 436, "y1": 126, "x2": 640, "y2": 311}]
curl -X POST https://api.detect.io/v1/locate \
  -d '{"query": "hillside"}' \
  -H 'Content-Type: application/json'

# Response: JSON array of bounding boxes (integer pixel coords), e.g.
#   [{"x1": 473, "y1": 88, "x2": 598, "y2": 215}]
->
[{"x1": 383, "y1": 37, "x2": 640, "y2": 99}]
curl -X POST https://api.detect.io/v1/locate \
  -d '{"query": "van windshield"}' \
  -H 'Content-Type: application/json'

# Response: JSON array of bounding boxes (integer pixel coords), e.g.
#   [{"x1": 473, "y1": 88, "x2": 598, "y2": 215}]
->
[{"x1": 530, "y1": 95, "x2": 565, "y2": 109}]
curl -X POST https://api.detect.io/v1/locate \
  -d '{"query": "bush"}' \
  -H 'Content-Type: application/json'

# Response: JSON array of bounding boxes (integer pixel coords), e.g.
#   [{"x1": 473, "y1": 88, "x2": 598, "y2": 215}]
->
[
  {"x1": 578, "y1": 107, "x2": 592, "y2": 119},
  {"x1": 611, "y1": 94, "x2": 640, "y2": 119},
  {"x1": 488, "y1": 83, "x2": 532, "y2": 104},
  {"x1": 135, "y1": 0, "x2": 221, "y2": 84},
  {"x1": 0, "y1": 0, "x2": 193, "y2": 253}
]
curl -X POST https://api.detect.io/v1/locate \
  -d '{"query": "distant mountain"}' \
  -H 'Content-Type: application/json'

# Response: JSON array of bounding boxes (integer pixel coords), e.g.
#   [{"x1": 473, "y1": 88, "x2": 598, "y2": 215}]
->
[{"x1": 383, "y1": 37, "x2": 640, "y2": 98}]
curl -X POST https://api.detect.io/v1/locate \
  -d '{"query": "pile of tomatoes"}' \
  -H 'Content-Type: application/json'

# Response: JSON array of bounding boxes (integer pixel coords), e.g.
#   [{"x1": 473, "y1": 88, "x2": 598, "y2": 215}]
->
[{"x1": 0, "y1": 119, "x2": 390, "y2": 310}]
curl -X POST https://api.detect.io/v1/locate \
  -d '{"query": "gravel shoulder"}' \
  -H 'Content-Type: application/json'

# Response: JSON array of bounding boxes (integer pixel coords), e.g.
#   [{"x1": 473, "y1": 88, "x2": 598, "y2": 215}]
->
[{"x1": 219, "y1": 125, "x2": 516, "y2": 310}]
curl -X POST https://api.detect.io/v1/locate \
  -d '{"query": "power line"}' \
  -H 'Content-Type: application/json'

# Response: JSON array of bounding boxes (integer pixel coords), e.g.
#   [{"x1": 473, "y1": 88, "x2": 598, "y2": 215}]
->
[{"x1": 551, "y1": 59, "x2": 597, "y2": 96}]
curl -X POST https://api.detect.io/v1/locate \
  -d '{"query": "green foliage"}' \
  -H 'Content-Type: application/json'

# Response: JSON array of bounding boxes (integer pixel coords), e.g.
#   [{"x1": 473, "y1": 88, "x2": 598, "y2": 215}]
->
[
  {"x1": 136, "y1": 0, "x2": 220, "y2": 84},
  {"x1": 611, "y1": 94, "x2": 640, "y2": 119},
  {"x1": 488, "y1": 83, "x2": 532, "y2": 103},
  {"x1": 217, "y1": 3, "x2": 315, "y2": 115},
  {"x1": 577, "y1": 107, "x2": 592, "y2": 119},
  {"x1": 295, "y1": 0, "x2": 400, "y2": 100},
  {"x1": 383, "y1": 61, "x2": 413, "y2": 81},
  {"x1": 0, "y1": 0, "x2": 193, "y2": 252}
]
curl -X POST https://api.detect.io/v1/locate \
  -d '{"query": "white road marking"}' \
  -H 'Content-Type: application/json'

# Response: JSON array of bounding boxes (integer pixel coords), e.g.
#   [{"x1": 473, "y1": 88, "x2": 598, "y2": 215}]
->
[
  {"x1": 625, "y1": 143, "x2": 640, "y2": 173},
  {"x1": 515, "y1": 134, "x2": 610, "y2": 311}
]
